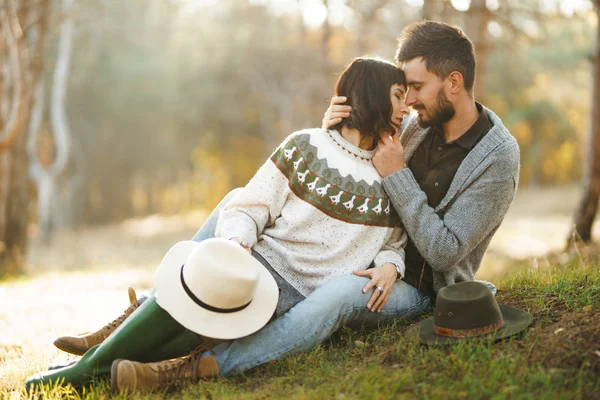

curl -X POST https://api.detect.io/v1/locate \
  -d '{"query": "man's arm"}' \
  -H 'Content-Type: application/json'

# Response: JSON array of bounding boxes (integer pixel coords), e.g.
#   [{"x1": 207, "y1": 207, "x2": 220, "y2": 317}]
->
[{"x1": 382, "y1": 141, "x2": 519, "y2": 272}]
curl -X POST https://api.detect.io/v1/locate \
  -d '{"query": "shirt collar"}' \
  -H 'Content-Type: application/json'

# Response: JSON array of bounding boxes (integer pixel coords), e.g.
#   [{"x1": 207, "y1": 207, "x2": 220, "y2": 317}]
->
[
  {"x1": 454, "y1": 102, "x2": 490, "y2": 149},
  {"x1": 433, "y1": 102, "x2": 490, "y2": 149}
]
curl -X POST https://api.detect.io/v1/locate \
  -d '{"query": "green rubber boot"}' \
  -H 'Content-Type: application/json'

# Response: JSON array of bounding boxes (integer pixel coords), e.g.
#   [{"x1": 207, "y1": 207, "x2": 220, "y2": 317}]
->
[
  {"x1": 46, "y1": 325, "x2": 224, "y2": 372},
  {"x1": 45, "y1": 330, "x2": 221, "y2": 371},
  {"x1": 25, "y1": 297, "x2": 186, "y2": 389},
  {"x1": 138, "y1": 329, "x2": 224, "y2": 363}
]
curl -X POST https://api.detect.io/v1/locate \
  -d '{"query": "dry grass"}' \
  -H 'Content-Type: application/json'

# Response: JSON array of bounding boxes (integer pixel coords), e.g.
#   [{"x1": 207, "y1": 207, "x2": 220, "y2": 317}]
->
[
  {"x1": 1, "y1": 186, "x2": 599, "y2": 398},
  {"x1": 1, "y1": 211, "x2": 208, "y2": 393}
]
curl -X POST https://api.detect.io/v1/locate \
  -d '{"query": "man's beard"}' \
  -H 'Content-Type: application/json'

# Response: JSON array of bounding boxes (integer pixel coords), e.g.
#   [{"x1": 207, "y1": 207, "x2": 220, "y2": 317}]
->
[{"x1": 415, "y1": 88, "x2": 456, "y2": 129}]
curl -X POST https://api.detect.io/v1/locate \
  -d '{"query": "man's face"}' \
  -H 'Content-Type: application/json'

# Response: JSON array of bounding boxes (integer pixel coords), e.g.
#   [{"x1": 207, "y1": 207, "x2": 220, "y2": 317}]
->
[{"x1": 402, "y1": 57, "x2": 455, "y2": 128}]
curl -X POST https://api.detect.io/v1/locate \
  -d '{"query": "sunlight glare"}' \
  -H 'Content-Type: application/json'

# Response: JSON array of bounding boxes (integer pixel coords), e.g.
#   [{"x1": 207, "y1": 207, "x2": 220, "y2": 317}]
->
[
  {"x1": 488, "y1": 21, "x2": 502, "y2": 37},
  {"x1": 486, "y1": 0, "x2": 499, "y2": 11},
  {"x1": 302, "y1": 1, "x2": 328, "y2": 28},
  {"x1": 178, "y1": 0, "x2": 219, "y2": 14},
  {"x1": 451, "y1": 0, "x2": 470, "y2": 12},
  {"x1": 559, "y1": 0, "x2": 592, "y2": 17}
]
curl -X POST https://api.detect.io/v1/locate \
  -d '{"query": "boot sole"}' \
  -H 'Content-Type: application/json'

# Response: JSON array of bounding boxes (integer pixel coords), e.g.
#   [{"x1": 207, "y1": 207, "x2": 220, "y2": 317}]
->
[
  {"x1": 53, "y1": 340, "x2": 89, "y2": 356},
  {"x1": 110, "y1": 359, "x2": 124, "y2": 393}
]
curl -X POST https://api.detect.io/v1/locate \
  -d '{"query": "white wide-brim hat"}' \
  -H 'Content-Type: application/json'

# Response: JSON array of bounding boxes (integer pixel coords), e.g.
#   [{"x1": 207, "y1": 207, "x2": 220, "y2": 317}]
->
[{"x1": 154, "y1": 238, "x2": 278, "y2": 340}]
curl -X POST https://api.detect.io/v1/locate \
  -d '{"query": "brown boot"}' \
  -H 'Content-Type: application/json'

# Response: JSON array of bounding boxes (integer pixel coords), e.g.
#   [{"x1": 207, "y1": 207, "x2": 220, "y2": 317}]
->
[
  {"x1": 111, "y1": 348, "x2": 219, "y2": 392},
  {"x1": 54, "y1": 287, "x2": 140, "y2": 355}
]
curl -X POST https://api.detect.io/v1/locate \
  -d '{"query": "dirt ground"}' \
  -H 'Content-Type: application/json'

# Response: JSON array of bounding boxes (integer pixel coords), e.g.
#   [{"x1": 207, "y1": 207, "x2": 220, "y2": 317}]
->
[
  {"x1": 496, "y1": 289, "x2": 600, "y2": 375},
  {"x1": 529, "y1": 310, "x2": 600, "y2": 373}
]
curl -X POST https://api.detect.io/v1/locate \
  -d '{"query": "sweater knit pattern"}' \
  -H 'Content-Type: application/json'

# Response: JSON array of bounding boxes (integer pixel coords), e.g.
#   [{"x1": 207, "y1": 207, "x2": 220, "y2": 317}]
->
[
  {"x1": 271, "y1": 131, "x2": 400, "y2": 227},
  {"x1": 216, "y1": 128, "x2": 406, "y2": 297}
]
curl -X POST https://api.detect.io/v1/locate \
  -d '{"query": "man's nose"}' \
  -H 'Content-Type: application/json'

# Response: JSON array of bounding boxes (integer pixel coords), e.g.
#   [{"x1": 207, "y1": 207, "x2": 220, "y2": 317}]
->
[{"x1": 405, "y1": 92, "x2": 417, "y2": 107}]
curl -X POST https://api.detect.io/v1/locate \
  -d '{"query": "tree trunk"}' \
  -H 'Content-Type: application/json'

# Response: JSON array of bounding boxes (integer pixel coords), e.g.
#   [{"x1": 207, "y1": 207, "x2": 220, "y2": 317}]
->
[
  {"x1": 0, "y1": 0, "x2": 50, "y2": 275},
  {"x1": 568, "y1": 3, "x2": 600, "y2": 245},
  {"x1": 0, "y1": 121, "x2": 29, "y2": 276},
  {"x1": 422, "y1": 0, "x2": 437, "y2": 20},
  {"x1": 465, "y1": 0, "x2": 490, "y2": 102},
  {"x1": 32, "y1": 0, "x2": 73, "y2": 241},
  {"x1": 0, "y1": 2, "x2": 28, "y2": 276}
]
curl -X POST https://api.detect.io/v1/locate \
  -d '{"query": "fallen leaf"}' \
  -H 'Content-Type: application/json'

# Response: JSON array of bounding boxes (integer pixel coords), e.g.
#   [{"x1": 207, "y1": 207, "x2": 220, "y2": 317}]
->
[
  {"x1": 554, "y1": 328, "x2": 564, "y2": 334},
  {"x1": 583, "y1": 305, "x2": 593, "y2": 313}
]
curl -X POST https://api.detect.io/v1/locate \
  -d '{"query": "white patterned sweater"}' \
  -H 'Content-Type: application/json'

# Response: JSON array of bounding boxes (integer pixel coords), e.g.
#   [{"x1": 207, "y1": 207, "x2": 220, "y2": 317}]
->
[{"x1": 215, "y1": 128, "x2": 406, "y2": 297}]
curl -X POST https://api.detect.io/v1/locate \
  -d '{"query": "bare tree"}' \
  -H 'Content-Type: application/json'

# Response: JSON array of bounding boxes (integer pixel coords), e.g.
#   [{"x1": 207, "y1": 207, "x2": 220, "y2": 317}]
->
[
  {"x1": 568, "y1": 0, "x2": 600, "y2": 245},
  {"x1": 347, "y1": 0, "x2": 390, "y2": 55},
  {"x1": 464, "y1": 0, "x2": 490, "y2": 101},
  {"x1": 0, "y1": 0, "x2": 49, "y2": 275},
  {"x1": 422, "y1": 0, "x2": 439, "y2": 20},
  {"x1": 28, "y1": 0, "x2": 73, "y2": 242}
]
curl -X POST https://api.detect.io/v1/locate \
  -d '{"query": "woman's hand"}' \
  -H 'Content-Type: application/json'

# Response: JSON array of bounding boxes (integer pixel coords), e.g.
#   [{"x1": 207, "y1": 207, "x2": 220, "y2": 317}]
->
[
  {"x1": 321, "y1": 96, "x2": 352, "y2": 129},
  {"x1": 228, "y1": 237, "x2": 252, "y2": 254},
  {"x1": 353, "y1": 263, "x2": 398, "y2": 312}
]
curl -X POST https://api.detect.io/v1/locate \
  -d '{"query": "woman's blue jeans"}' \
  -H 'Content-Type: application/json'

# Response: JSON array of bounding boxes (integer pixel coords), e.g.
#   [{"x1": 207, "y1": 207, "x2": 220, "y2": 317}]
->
[{"x1": 146, "y1": 188, "x2": 496, "y2": 377}]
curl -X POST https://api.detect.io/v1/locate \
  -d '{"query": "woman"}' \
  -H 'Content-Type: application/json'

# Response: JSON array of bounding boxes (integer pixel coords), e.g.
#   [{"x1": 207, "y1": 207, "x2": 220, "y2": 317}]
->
[{"x1": 26, "y1": 56, "x2": 410, "y2": 391}]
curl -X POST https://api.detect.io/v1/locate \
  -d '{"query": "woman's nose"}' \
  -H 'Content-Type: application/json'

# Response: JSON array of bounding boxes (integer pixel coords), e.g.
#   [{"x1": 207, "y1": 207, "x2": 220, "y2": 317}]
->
[{"x1": 401, "y1": 102, "x2": 409, "y2": 114}]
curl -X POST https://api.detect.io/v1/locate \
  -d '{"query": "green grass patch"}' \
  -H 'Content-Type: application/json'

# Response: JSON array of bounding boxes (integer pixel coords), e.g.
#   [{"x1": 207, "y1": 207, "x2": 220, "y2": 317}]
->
[{"x1": 2, "y1": 256, "x2": 599, "y2": 399}]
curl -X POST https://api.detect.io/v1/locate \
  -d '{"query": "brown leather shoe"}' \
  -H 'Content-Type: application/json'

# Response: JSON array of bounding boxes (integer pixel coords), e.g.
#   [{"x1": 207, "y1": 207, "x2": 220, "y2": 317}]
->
[
  {"x1": 111, "y1": 348, "x2": 219, "y2": 392},
  {"x1": 53, "y1": 287, "x2": 140, "y2": 355}
]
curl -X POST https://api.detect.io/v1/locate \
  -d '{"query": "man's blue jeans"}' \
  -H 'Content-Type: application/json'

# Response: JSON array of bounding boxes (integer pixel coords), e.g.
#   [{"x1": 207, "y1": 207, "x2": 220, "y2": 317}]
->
[{"x1": 166, "y1": 189, "x2": 494, "y2": 377}]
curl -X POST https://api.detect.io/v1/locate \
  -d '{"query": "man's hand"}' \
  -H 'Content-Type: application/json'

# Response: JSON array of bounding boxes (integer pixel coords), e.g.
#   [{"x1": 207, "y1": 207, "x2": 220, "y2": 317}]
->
[
  {"x1": 322, "y1": 96, "x2": 352, "y2": 129},
  {"x1": 373, "y1": 134, "x2": 406, "y2": 178},
  {"x1": 353, "y1": 263, "x2": 398, "y2": 312},
  {"x1": 228, "y1": 237, "x2": 252, "y2": 254}
]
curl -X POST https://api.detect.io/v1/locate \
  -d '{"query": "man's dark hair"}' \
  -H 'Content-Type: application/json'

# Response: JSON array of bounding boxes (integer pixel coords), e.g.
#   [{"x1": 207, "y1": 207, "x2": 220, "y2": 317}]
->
[
  {"x1": 331, "y1": 57, "x2": 406, "y2": 145},
  {"x1": 395, "y1": 21, "x2": 476, "y2": 94}
]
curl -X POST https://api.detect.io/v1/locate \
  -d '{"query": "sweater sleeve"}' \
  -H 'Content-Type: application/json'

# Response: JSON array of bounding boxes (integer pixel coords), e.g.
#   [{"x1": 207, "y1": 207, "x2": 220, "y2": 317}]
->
[
  {"x1": 215, "y1": 159, "x2": 290, "y2": 248},
  {"x1": 373, "y1": 225, "x2": 407, "y2": 277},
  {"x1": 382, "y1": 141, "x2": 519, "y2": 273}
]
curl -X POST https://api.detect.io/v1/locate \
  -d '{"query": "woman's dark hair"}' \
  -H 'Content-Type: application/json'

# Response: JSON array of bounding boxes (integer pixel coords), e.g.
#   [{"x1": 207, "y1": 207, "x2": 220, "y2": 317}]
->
[{"x1": 330, "y1": 57, "x2": 406, "y2": 145}]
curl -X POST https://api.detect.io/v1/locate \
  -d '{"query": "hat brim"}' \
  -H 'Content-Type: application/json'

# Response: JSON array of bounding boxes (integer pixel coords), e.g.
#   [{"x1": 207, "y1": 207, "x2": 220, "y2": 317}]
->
[
  {"x1": 418, "y1": 305, "x2": 533, "y2": 346},
  {"x1": 154, "y1": 241, "x2": 279, "y2": 340}
]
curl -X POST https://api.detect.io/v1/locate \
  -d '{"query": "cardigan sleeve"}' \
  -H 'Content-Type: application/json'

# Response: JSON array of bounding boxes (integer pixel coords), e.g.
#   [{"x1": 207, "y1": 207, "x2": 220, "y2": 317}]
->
[{"x1": 382, "y1": 141, "x2": 519, "y2": 273}]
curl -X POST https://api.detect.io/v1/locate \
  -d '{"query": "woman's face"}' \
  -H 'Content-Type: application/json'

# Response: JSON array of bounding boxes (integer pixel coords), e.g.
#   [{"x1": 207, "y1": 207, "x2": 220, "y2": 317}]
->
[{"x1": 390, "y1": 83, "x2": 409, "y2": 132}]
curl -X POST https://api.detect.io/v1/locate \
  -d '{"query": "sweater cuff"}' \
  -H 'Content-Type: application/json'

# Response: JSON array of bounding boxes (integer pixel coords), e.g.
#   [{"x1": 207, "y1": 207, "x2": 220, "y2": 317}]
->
[
  {"x1": 382, "y1": 168, "x2": 420, "y2": 208},
  {"x1": 218, "y1": 222, "x2": 258, "y2": 248}
]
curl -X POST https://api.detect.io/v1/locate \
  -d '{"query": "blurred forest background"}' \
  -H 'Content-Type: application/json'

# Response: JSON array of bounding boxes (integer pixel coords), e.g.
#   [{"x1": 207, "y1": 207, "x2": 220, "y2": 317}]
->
[{"x1": 0, "y1": 0, "x2": 598, "y2": 277}]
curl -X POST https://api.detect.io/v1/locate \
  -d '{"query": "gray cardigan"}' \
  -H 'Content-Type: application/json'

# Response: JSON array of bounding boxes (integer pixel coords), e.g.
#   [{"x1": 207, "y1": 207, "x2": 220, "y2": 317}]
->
[{"x1": 383, "y1": 106, "x2": 519, "y2": 294}]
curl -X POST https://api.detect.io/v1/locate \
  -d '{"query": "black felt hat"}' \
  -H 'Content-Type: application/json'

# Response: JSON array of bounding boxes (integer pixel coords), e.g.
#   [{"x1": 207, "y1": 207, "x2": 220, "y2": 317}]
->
[{"x1": 417, "y1": 281, "x2": 533, "y2": 345}]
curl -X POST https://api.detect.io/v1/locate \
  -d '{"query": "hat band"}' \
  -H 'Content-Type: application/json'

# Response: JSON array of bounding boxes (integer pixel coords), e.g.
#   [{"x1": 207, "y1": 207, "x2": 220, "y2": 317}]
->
[
  {"x1": 180, "y1": 265, "x2": 252, "y2": 314},
  {"x1": 433, "y1": 318, "x2": 504, "y2": 338}
]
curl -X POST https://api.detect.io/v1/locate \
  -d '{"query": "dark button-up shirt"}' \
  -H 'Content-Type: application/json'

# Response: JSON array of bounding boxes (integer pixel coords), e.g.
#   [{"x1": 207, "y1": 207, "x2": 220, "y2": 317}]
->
[{"x1": 403, "y1": 103, "x2": 493, "y2": 300}]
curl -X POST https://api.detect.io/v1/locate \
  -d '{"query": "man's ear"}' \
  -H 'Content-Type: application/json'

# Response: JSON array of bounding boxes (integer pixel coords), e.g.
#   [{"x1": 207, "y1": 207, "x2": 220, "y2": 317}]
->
[{"x1": 447, "y1": 71, "x2": 464, "y2": 94}]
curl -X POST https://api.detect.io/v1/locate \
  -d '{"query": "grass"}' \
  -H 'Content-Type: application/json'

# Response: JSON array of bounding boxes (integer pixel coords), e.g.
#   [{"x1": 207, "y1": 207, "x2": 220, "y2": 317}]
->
[{"x1": 2, "y1": 250, "x2": 600, "y2": 399}]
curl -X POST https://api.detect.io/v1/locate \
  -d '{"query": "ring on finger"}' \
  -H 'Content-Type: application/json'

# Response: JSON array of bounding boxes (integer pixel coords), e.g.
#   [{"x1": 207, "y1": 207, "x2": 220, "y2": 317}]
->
[{"x1": 377, "y1": 286, "x2": 384, "y2": 293}]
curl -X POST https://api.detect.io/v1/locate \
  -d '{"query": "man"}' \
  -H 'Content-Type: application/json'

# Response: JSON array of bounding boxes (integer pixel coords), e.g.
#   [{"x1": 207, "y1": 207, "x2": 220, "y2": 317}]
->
[{"x1": 56, "y1": 20, "x2": 519, "y2": 390}]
